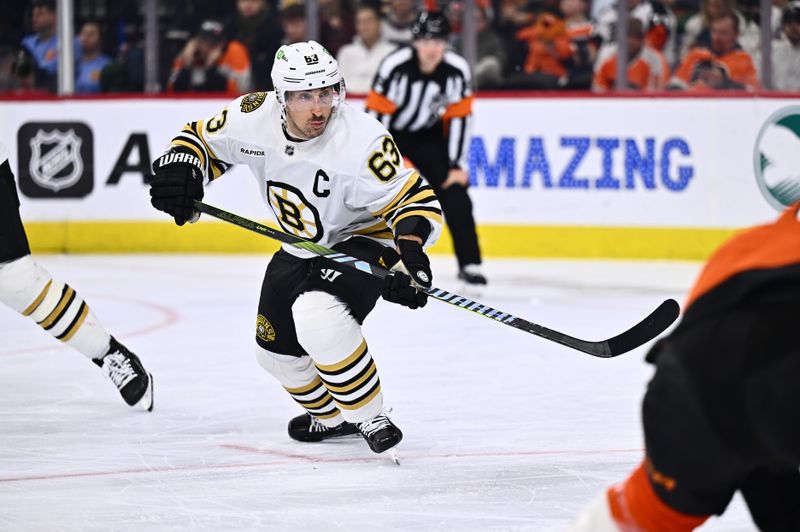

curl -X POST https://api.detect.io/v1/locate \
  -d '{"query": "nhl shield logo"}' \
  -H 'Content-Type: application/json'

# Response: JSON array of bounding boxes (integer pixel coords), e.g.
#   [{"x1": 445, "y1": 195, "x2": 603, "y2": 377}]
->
[
  {"x1": 285, "y1": 145, "x2": 295, "y2": 156},
  {"x1": 29, "y1": 129, "x2": 84, "y2": 192},
  {"x1": 17, "y1": 121, "x2": 93, "y2": 198}
]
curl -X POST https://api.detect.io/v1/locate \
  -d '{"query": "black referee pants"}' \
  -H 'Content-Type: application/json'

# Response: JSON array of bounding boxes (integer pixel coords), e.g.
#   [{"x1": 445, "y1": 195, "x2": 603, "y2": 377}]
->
[{"x1": 392, "y1": 130, "x2": 482, "y2": 269}]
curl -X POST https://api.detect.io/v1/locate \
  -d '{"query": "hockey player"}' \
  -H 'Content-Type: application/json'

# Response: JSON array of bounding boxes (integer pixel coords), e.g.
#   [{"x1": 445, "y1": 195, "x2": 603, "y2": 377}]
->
[
  {"x1": 569, "y1": 202, "x2": 800, "y2": 531},
  {"x1": 0, "y1": 142, "x2": 153, "y2": 411},
  {"x1": 366, "y1": 11, "x2": 487, "y2": 286},
  {"x1": 148, "y1": 41, "x2": 442, "y2": 455}
]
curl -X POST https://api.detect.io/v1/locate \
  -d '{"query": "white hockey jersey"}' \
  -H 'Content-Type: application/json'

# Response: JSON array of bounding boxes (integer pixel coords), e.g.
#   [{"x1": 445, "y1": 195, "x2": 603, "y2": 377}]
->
[{"x1": 166, "y1": 91, "x2": 443, "y2": 259}]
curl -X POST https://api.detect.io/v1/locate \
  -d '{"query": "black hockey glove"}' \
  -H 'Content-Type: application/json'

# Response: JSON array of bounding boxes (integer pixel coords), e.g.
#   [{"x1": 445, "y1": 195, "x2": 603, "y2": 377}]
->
[
  {"x1": 397, "y1": 238, "x2": 432, "y2": 289},
  {"x1": 150, "y1": 151, "x2": 205, "y2": 226},
  {"x1": 382, "y1": 271, "x2": 428, "y2": 309}
]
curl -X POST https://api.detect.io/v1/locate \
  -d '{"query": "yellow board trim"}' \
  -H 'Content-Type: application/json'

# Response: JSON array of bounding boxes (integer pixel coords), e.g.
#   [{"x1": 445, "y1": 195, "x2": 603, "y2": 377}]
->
[{"x1": 22, "y1": 221, "x2": 737, "y2": 260}]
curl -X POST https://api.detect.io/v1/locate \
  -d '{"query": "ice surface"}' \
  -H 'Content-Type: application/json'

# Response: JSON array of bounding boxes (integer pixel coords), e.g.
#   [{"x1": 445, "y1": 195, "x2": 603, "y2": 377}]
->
[{"x1": 0, "y1": 256, "x2": 755, "y2": 531}]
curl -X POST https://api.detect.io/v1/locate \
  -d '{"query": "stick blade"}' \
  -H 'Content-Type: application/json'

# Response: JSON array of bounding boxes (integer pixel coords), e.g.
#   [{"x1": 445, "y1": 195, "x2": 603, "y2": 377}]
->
[{"x1": 604, "y1": 298, "x2": 680, "y2": 357}]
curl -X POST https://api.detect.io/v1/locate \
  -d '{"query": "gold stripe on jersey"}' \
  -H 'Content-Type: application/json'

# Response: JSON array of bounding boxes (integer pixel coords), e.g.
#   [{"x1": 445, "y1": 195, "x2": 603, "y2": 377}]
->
[
  {"x1": 353, "y1": 220, "x2": 394, "y2": 240},
  {"x1": 375, "y1": 173, "x2": 442, "y2": 231},
  {"x1": 57, "y1": 302, "x2": 88, "y2": 342},
  {"x1": 315, "y1": 339, "x2": 367, "y2": 373},
  {"x1": 171, "y1": 121, "x2": 228, "y2": 180},
  {"x1": 38, "y1": 286, "x2": 75, "y2": 329},
  {"x1": 191, "y1": 121, "x2": 217, "y2": 157},
  {"x1": 171, "y1": 139, "x2": 206, "y2": 169},
  {"x1": 22, "y1": 280, "x2": 52, "y2": 316},
  {"x1": 392, "y1": 208, "x2": 444, "y2": 228},
  {"x1": 373, "y1": 173, "x2": 421, "y2": 219}
]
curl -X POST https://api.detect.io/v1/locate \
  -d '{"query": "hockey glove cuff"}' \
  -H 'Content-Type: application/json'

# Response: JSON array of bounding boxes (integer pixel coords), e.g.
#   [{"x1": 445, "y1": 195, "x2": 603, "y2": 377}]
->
[
  {"x1": 397, "y1": 238, "x2": 432, "y2": 289},
  {"x1": 150, "y1": 151, "x2": 205, "y2": 226}
]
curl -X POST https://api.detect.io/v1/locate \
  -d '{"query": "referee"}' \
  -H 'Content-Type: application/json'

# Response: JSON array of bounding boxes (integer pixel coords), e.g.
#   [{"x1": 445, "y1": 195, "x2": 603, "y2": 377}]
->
[{"x1": 365, "y1": 10, "x2": 486, "y2": 286}]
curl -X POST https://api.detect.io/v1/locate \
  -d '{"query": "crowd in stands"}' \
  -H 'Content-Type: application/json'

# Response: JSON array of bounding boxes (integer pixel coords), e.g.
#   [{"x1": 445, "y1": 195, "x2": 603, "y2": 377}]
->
[{"x1": 0, "y1": 0, "x2": 798, "y2": 95}]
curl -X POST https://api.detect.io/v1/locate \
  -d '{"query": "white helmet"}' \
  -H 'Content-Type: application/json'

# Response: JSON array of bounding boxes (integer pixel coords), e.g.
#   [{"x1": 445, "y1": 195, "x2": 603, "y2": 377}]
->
[{"x1": 271, "y1": 40, "x2": 346, "y2": 114}]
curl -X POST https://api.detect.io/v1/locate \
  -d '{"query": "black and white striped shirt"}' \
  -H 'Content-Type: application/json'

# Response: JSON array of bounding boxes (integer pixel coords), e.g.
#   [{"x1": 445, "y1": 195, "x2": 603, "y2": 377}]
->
[{"x1": 365, "y1": 46, "x2": 473, "y2": 169}]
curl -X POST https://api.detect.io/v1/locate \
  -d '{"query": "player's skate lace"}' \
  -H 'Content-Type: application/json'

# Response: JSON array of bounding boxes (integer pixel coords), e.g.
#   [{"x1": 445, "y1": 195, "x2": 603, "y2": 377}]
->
[
  {"x1": 308, "y1": 416, "x2": 332, "y2": 433},
  {"x1": 101, "y1": 353, "x2": 137, "y2": 390},
  {"x1": 356, "y1": 414, "x2": 392, "y2": 437}
]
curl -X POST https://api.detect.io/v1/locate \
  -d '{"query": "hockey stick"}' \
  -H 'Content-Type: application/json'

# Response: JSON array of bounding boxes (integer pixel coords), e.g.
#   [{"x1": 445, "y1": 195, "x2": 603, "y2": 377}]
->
[{"x1": 195, "y1": 201, "x2": 680, "y2": 358}]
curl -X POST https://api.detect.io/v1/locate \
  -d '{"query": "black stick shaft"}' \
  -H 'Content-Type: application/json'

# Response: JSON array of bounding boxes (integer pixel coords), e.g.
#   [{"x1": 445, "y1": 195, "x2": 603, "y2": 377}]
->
[{"x1": 194, "y1": 201, "x2": 679, "y2": 358}]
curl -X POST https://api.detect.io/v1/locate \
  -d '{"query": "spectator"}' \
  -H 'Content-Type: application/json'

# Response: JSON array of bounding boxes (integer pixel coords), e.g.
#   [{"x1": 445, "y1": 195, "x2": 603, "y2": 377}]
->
[
  {"x1": 497, "y1": 0, "x2": 539, "y2": 75},
  {"x1": 0, "y1": 47, "x2": 15, "y2": 91},
  {"x1": 471, "y1": 3, "x2": 507, "y2": 88},
  {"x1": 336, "y1": 2, "x2": 397, "y2": 94},
  {"x1": 100, "y1": 24, "x2": 145, "y2": 93},
  {"x1": 20, "y1": 0, "x2": 79, "y2": 92},
  {"x1": 318, "y1": 0, "x2": 356, "y2": 57},
  {"x1": 509, "y1": 11, "x2": 573, "y2": 89},
  {"x1": 561, "y1": 0, "x2": 595, "y2": 88},
  {"x1": 682, "y1": 0, "x2": 781, "y2": 61},
  {"x1": 381, "y1": 0, "x2": 419, "y2": 45},
  {"x1": 594, "y1": 0, "x2": 678, "y2": 67},
  {"x1": 593, "y1": 18, "x2": 669, "y2": 91},
  {"x1": 75, "y1": 20, "x2": 111, "y2": 94},
  {"x1": 225, "y1": 0, "x2": 283, "y2": 91},
  {"x1": 280, "y1": 3, "x2": 308, "y2": 45},
  {"x1": 168, "y1": 20, "x2": 251, "y2": 94},
  {"x1": 735, "y1": 0, "x2": 782, "y2": 59},
  {"x1": 681, "y1": 0, "x2": 734, "y2": 59},
  {"x1": 670, "y1": 12, "x2": 759, "y2": 90},
  {"x1": 772, "y1": 1, "x2": 800, "y2": 91}
]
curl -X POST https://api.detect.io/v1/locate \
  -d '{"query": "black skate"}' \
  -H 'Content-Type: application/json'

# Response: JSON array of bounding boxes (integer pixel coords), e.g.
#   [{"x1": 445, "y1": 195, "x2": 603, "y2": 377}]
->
[
  {"x1": 356, "y1": 413, "x2": 403, "y2": 454},
  {"x1": 458, "y1": 264, "x2": 488, "y2": 285},
  {"x1": 288, "y1": 413, "x2": 358, "y2": 442},
  {"x1": 93, "y1": 337, "x2": 153, "y2": 411}
]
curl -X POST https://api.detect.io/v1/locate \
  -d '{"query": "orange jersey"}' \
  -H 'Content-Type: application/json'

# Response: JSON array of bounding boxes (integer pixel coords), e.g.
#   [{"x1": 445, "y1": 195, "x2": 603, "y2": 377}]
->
[
  {"x1": 593, "y1": 47, "x2": 669, "y2": 91},
  {"x1": 684, "y1": 203, "x2": 800, "y2": 311},
  {"x1": 673, "y1": 47, "x2": 759, "y2": 91},
  {"x1": 169, "y1": 40, "x2": 251, "y2": 94},
  {"x1": 516, "y1": 15, "x2": 573, "y2": 77}
]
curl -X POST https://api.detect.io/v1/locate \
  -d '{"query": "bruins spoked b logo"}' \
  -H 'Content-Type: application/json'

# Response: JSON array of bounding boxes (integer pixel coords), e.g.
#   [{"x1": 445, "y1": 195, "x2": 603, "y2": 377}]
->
[
  {"x1": 17, "y1": 122, "x2": 93, "y2": 198},
  {"x1": 266, "y1": 181, "x2": 324, "y2": 242}
]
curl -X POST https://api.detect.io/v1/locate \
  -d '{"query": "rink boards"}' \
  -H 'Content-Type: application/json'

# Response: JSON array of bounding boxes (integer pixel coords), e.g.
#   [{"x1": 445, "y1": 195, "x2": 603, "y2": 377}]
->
[{"x1": 0, "y1": 94, "x2": 796, "y2": 259}]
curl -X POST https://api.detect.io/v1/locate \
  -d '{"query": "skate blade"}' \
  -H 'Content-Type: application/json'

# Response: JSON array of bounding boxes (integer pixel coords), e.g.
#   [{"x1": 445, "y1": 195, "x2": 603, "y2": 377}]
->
[
  {"x1": 388, "y1": 448, "x2": 400, "y2": 465},
  {"x1": 135, "y1": 373, "x2": 154, "y2": 412}
]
